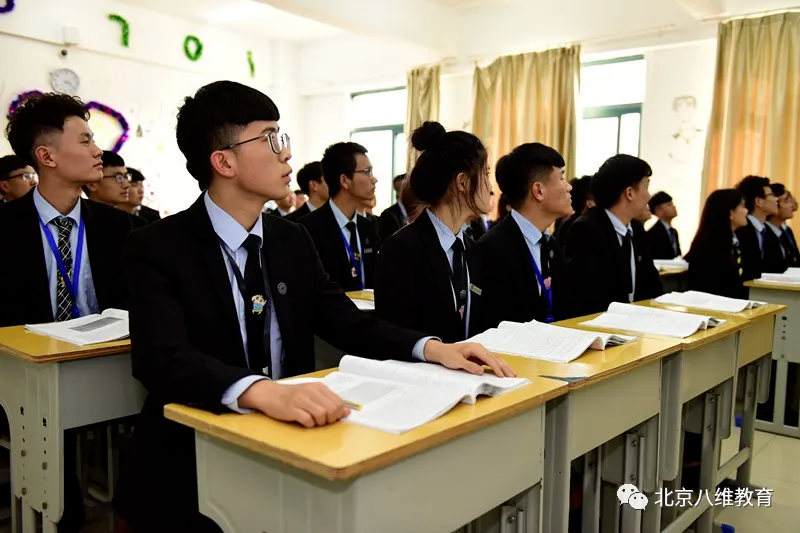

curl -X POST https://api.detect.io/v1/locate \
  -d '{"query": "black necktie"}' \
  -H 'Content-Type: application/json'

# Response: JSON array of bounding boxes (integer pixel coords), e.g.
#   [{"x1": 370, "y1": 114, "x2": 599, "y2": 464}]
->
[
  {"x1": 540, "y1": 234, "x2": 551, "y2": 280},
  {"x1": 760, "y1": 228, "x2": 767, "y2": 258},
  {"x1": 243, "y1": 235, "x2": 269, "y2": 374},
  {"x1": 785, "y1": 228, "x2": 800, "y2": 265},
  {"x1": 620, "y1": 230, "x2": 633, "y2": 296},
  {"x1": 451, "y1": 239, "x2": 467, "y2": 320},
  {"x1": 53, "y1": 217, "x2": 75, "y2": 321},
  {"x1": 345, "y1": 221, "x2": 362, "y2": 285},
  {"x1": 670, "y1": 228, "x2": 680, "y2": 256}
]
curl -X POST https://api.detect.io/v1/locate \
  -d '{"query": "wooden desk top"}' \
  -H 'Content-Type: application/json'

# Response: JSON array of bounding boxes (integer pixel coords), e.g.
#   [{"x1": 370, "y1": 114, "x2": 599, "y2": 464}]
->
[
  {"x1": 637, "y1": 300, "x2": 786, "y2": 322},
  {"x1": 556, "y1": 310, "x2": 747, "y2": 350},
  {"x1": 346, "y1": 290, "x2": 374, "y2": 301},
  {"x1": 745, "y1": 280, "x2": 800, "y2": 292},
  {"x1": 165, "y1": 357, "x2": 569, "y2": 481},
  {"x1": 659, "y1": 267, "x2": 688, "y2": 277},
  {"x1": 0, "y1": 326, "x2": 130, "y2": 363}
]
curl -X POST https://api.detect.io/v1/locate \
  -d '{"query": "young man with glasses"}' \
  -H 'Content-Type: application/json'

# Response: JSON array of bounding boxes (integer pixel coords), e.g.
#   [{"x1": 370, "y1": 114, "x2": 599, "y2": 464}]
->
[
  {"x1": 735, "y1": 175, "x2": 781, "y2": 279},
  {"x1": 1, "y1": 93, "x2": 141, "y2": 532},
  {"x1": 0, "y1": 154, "x2": 38, "y2": 202},
  {"x1": 299, "y1": 142, "x2": 380, "y2": 291},
  {"x1": 84, "y1": 150, "x2": 131, "y2": 208},
  {"x1": 124, "y1": 168, "x2": 161, "y2": 223},
  {"x1": 113, "y1": 81, "x2": 513, "y2": 533}
]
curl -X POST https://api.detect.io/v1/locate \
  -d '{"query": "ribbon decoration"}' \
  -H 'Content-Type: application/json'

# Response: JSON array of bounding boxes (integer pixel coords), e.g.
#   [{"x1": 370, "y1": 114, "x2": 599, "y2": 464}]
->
[
  {"x1": 108, "y1": 14, "x2": 130, "y2": 47},
  {"x1": 0, "y1": 0, "x2": 15, "y2": 15},
  {"x1": 86, "y1": 101, "x2": 130, "y2": 153},
  {"x1": 184, "y1": 35, "x2": 203, "y2": 61},
  {"x1": 7, "y1": 90, "x2": 43, "y2": 117}
]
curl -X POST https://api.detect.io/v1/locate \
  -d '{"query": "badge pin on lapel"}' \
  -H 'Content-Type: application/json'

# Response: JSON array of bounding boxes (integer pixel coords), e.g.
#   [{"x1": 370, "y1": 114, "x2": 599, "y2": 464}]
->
[
  {"x1": 277, "y1": 282, "x2": 287, "y2": 295},
  {"x1": 251, "y1": 295, "x2": 266, "y2": 315}
]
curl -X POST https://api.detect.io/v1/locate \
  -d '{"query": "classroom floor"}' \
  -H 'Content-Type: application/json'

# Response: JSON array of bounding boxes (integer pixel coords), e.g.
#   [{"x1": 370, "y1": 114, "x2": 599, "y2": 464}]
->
[{"x1": 1, "y1": 429, "x2": 799, "y2": 532}]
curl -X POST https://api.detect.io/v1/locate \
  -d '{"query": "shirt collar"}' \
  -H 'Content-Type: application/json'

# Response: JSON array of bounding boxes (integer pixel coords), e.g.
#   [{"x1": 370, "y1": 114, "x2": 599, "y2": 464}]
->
[
  {"x1": 766, "y1": 221, "x2": 783, "y2": 236},
  {"x1": 660, "y1": 219, "x2": 672, "y2": 231},
  {"x1": 329, "y1": 199, "x2": 357, "y2": 230},
  {"x1": 733, "y1": 233, "x2": 740, "y2": 246},
  {"x1": 425, "y1": 208, "x2": 464, "y2": 252},
  {"x1": 398, "y1": 202, "x2": 408, "y2": 218},
  {"x1": 782, "y1": 222, "x2": 790, "y2": 231},
  {"x1": 510, "y1": 209, "x2": 546, "y2": 247},
  {"x1": 204, "y1": 192, "x2": 263, "y2": 252},
  {"x1": 306, "y1": 200, "x2": 318, "y2": 212},
  {"x1": 747, "y1": 214, "x2": 765, "y2": 233},
  {"x1": 605, "y1": 209, "x2": 632, "y2": 237},
  {"x1": 33, "y1": 187, "x2": 81, "y2": 225}
]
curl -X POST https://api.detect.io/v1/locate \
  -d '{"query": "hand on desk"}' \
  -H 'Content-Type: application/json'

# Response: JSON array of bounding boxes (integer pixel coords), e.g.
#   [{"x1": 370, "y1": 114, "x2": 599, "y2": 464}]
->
[
  {"x1": 238, "y1": 380, "x2": 350, "y2": 428},
  {"x1": 423, "y1": 340, "x2": 516, "y2": 378}
]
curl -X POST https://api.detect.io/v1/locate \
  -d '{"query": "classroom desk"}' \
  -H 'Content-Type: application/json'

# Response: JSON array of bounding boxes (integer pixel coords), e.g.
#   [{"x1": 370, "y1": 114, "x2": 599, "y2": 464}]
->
[
  {"x1": 745, "y1": 280, "x2": 800, "y2": 439},
  {"x1": 0, "y1": 327, "x2": 145, "y2": 533},
  {"x1": 558, "y1": 311, "x2": 747, "y2": 533},
  {"x1": 659, "y1": 267, "x2": 689, "y2": 293},
  {"x1": 165, "y1": 357, "x2": 571, "y2": 533},
  {"x1": 345, "y1": 290, "x2": 374, "y2": 302}
]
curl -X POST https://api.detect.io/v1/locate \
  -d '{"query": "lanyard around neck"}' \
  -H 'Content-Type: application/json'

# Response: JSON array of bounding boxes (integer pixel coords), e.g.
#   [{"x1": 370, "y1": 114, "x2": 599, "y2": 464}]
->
[
  {"x1": 38, "y1": 215, "x2": 85, "y2": 319},
  {"x1": 527, "y1": 242, "x2": 554, "y2": 323}
]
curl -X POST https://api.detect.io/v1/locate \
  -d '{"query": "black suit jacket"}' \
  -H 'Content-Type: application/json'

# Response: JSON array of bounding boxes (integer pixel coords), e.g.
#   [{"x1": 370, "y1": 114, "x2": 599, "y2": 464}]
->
[
  {"x1": 763, "y1": 224, "x2": 790, "y2": 274},
  {"x1": 299, "y1": 201, "x2": 380, "y2": 291},
  {"x1": 284, "y1": 202, "x2": 310, "y2": 222},
  {"x1": 735, "y1": 221, "x2": 763, "y2": 281},
  {"x1": 646, "y1": 221, "x2": 681, "y2": 259},
  {"x1": 138, "y1": 205, "x2": 161, "y2": 224},
  {"x1": 562, "y1": 207, "x2": 663, "y2": 318},
  {"x1": 784, "y1": 225, "x2": 800, "y2": 267},
  {"x1": 113, "y1": 195, "x2": 424, "y2": 530},
  {"x1": 466, "y1": 217, "x2": 491, "y2": 241},
  {"x1": 471, "y1": 215, "x2": 565, "y2": 334},
  {"x1": 0, "y1": 189, "x2": 140, "y2": 327},
  {"x1": 687, "y1": 246, "x2": 747, "y2": 299},
  {"x1": 377, "y1": 202, "x2": 408, "y2": 241},
  {"x1": 375, "y1": 213, "x2": 475, "y2": 343}
]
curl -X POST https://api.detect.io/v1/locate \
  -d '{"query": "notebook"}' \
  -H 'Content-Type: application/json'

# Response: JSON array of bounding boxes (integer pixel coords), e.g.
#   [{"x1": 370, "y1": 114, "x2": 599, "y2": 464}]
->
[
  {"x1": 282, "y1": 355, "x2": 530, "y2": 435},
  {"x1": 465, "y1": 320, "x2": 635, "y2": 363},
  {"x1": 25, "y1": 309, "x2": 130, "y2": 346},
  {"x1": 654, "y1": 291, "x2": 765, "y2": 313},
  {"x1": 581, "y1": 302, "x2": 727, "y2": 339}
]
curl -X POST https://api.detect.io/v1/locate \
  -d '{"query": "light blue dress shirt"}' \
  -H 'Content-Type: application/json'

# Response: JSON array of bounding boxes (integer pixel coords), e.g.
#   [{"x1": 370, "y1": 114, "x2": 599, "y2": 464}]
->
[
  {"x1": 426, "y1": 209, "x2": 472, "y2": 338},
  {"x1": 605, "y1": 209, "x2": 636, "y2": 302},
  {"x1": 747, "y1": 214, "x2": 766, "y2": 254},
  {"x1": 510, "y1": 210, "x2": 549, "y2": 295},
  {"x1": 33, "y1": 188, "x2": 99, "y2": 320},
  {"x1": 329, "y1": 200, "x2": 365, "y2": 286},
  {"x1": 306, "y1": 200, "x2": 318, "y2": 212},
  {"x1": 398, "y1": 202, "x2": 408, "y2": 220}
]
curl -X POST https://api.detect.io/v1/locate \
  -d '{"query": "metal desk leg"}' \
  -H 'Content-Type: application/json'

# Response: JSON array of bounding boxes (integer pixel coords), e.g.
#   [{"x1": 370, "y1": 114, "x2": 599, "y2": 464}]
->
[
  {"x1": 694, "y1": 392, "x2": 720, "y2": 533},
  {"x1": 542, "y1": 395, "x2": 571, "y2": 533},
  {"x1": 582, "y1": 448, "x2": 601, "y2": 533},
  {"x1": 736, "y1": 364, "x2": 758, "y2": 486},
  {"x1": 500, "y1": 485, "x2": 540, "y2": 533},
  {"x1": 620, "y1": 434, "x2": 643, "y2": 533},
  {"x1": 21, "y1": 504, "x2": 35, "y2": 533}
]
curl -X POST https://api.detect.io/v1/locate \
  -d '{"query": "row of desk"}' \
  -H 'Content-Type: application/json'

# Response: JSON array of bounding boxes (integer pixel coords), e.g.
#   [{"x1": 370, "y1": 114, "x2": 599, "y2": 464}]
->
[{"x1": 0, "y1": 282, "x2": 791, "y2": 533}]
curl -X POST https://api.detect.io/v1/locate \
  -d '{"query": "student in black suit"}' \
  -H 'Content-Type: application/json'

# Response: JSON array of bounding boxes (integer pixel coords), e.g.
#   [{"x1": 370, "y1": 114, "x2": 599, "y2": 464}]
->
[
  {"x1": 299, "y1": 142, "x2": 380, "y2": 291},
  {"x1": 562, "y1": 154, "x2": 662, "y2": 318},
  {"x1": 125, "y1": 168, "x2": 161, "y2": 223},
  {"x1": 377, "y1": 173, "x2": 410, "y2": 240},
  {"x1": 285, "y1": 161, "x2": 328, "y2": 221},
  {"x1": 766, "y1": 183, "x2": 800, "y2": 268},
  {"x1": 0, "y1": 154, "x2": 38, "y2": 202},
  {"x1": 471, "y1": 143, "x2": 573, "y2": 333},
  {"x1": 466, "y1": 190, "x2": 495, "y2": 241},
  {"x1": 646, "y1": 191, "x2": 682, "y2": 259},
  {"x1": 554, "y1": 175, "x2": 593, "y2": 244},
  {"x1": 375, "y1": 121, "x2": 492, "y2": 342},
  {"x1": 112, "y1": 82, "x2": 513, "y2": 533},
  {"x1": 2, "y1": 93, "x2": 141, "y2": 533},
  {"x1": 83, "y1": 150, "x2": 132, "y2": 208},
  {"x1": 734, "y1": 175, "x2": 780, "y2": 279},
  {"x1": 685, "y1": 189, "x2": 749, "y2": 299}
]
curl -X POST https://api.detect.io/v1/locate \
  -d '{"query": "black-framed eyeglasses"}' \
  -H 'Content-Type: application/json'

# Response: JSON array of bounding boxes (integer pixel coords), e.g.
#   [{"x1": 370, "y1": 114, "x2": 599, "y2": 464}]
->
[
  {"x1": 103, "y1": 173, "x2": 132, "y2": 184},
  {"x1": 1, "y1": 172, "x2": 37, "y2": 182},
  {"x1": 220, "y1": 131, "x2": 290, "y2": 155},
  {"x1": 353, "y1": 167, "x2": 374, "y2": 177}
]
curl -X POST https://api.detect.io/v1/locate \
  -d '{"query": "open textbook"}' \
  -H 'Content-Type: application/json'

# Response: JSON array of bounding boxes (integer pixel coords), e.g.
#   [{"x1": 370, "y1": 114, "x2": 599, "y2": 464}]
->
[
  {"x1": 25, "y1": 309, "x2": 129, "y2": 346},
  {"x1": 654, "y1": 291, "x2": 766, "y2": 313},
  {"x1": 654, "y1": 258, "x2": 689, "y2": 271},
  {"x1": 283, "y1": 355, "x2": 530, "y2": 434},
  {"x1": 581, "y1": 302, "x2": 727, "y2": 339},
  {"x1": 465, "y1": 320, "x2": 635, "y2": 363}
]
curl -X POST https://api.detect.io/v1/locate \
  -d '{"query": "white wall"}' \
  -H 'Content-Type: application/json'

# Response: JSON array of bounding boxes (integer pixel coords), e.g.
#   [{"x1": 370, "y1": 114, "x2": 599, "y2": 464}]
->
[
  {"x1": 0, "y1": 0, "x2": 300, "y2": 215},
  {"x1": 640, "y1": 39, "x2": 718, "y2": 252}
]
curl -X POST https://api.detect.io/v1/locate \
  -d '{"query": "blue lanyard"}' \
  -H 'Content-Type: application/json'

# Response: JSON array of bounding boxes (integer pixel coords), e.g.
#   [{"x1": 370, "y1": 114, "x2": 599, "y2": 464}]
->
[
  {"x1": 528, "y1": 245, "x2": 554, "y2": 323},
  {"x1": 339, "y1": 226, "x2": 363, "y2": 290},
  {"x1": 38, "y1": 215, "x2": 85, "y2": 319}
]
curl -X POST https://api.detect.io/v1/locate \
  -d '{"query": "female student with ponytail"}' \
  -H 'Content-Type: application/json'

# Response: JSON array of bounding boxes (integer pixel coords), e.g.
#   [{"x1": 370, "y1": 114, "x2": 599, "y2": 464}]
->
[
  {"x1": 685, "y1": 189, "x2": 750, "y2": 299},
  {"x1": 374, "y1": 121, "x2": 492, "y2": 343}
]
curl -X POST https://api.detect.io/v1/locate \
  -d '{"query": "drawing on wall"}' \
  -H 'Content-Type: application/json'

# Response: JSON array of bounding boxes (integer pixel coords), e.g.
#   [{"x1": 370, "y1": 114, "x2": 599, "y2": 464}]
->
[{"x1": 668, "y1": 95, "x2": 703, "y2": 164}]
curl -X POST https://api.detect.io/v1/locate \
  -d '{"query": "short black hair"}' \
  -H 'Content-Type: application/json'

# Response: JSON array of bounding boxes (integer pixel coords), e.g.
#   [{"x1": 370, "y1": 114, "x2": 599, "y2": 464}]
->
[
  {"x1": 495, "y1": 142, "x2": 565, "y2": 210},
  {"x1": 569, "y1": 175, "x2": 593, "y2": 214},
  {"x1": 5, "y1": 93, "x2": 90, "y2": 170},
  {"x1": 393, "y1": 174, "x2": 406, "y2": 185},
  {"x1": 128, "y1": 168, "x2": 145, "y2": 182},
  {"x1": 176, "y1": 81, "x2": 280, "y2": 191},
  {"x1": 293, "y1": 189, "x2": 304, "y2": 195},
  {"x1": 321, "y1": 142, "x2": 368, "y2": 199},
  {"x1": 102, "y1": 150, "x2": 125, "y2": 168},
  {"x1": 648, "y1": 191, "x2": 673, "y2": 212},
  {"x1": 770, "y1": 183, "x2": 787, "y2": 198},
  {"x1": 0, "y1": 155, "x2": 29, "y2": 181},
  {"x1": 736, "y1": 175, "x2": 770, "y2": 212},
  {"x1": 590, "y1": 154, "x2": 653, "y2": 209},
  {"x1": 295, "y1": 161, "x2": 323, "y2": 195}
]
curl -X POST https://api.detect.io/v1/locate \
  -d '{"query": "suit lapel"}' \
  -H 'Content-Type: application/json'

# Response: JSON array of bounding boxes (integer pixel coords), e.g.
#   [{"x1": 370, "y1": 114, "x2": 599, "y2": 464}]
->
[
  {"x1": 415, "y1": 214, "x2": 460, "y2": 316},
  {"x1": 82, "y1": 200, "x2": 112, "y2": 310},
  {"x1": 17, "y1": 191, "x2": 53, "y2": 321},
  {"x1": 502, "y1": 217, "x2": 540, "y2": 300},
  {"x1": 260, "y1": 216, "x2": 296, "y2": 369}
]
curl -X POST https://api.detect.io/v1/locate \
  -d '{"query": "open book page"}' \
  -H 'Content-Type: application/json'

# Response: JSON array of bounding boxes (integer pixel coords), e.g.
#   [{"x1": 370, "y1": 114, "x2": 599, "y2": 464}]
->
[
  {"x1": 337, "y1": 355, "x2": 529, "y2": 404},
  {"x1": 759, "y1": 273, "x2": 800, "y2": 285},
  {"x1": 582, "y1": 312, "x2": 701, "y2": 338},
  {"x1": 654, "y1": 258, "x2": 688, "y2": 270},
  {"x1": 654, "y1": 291, "x2": 765, "y2": 313},
  {"x1": 25, "y1": 309, "x2": 130, "y2": 346},
  {"x1": 607, "y1": 302, "x2": 726, "y2": 327}
]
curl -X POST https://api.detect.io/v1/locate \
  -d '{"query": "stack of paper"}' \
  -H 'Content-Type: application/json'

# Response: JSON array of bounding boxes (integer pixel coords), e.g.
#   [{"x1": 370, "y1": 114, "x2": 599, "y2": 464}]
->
[
  {"x1": 758, "y1": 270, "x2": 800, "y2": 285},
  {"x1": 465, "y1": 320, "x2": 635, "y2": 363},
  {"x1": 654, "y1": 291, "x2": 765, "y2": 313},
  {"x1": 581, "y1": 302, "x2": 726, "y2": 339},
  {"x1": 25, "y1": 309, "x2": 130, "y2": 346},
  {"x1": 654, "y1": 258, "x2": 689, "y2": 271}
]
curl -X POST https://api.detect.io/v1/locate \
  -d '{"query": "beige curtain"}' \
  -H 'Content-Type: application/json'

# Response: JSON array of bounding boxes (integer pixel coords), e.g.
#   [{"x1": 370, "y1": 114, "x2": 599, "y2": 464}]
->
[
  {"x1": 703, "y1": 13, "x2": 800, "y2": 197},
  {"x1": 472, "y1": 46, "x2": 580, "y2": 197},
  {"x1": 405, "y1": 65, "x2": 441, "y2": 173}
]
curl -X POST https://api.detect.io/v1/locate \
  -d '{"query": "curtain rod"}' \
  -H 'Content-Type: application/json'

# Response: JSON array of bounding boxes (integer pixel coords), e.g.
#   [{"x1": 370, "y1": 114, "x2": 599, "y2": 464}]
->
[{"x1": 700, "y1": 5, "x2": 800, "y2": 22}]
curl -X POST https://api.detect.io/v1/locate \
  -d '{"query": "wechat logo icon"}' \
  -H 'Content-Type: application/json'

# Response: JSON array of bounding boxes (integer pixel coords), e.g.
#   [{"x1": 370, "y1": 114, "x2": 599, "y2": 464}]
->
[{"x1": 617, "y1": 484, "x2": 649, "y2": 510}]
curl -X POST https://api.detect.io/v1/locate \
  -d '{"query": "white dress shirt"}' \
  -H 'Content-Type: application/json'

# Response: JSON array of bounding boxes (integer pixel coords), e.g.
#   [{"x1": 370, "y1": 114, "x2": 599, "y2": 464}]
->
[
  {"x1": 747, "y1": 214, "x2": 766, "y2": 254},
  {"x1": 605, "y1": 209, "x2": 636, "y2": 302}
]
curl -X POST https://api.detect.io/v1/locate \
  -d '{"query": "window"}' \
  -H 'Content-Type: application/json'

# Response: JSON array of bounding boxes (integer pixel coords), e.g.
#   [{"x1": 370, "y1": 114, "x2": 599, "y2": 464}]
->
[
  {"x1": 350, "y1": 88, "x2": 407, "y2": 214},
  {"x1": 576, "y1": 56, "x2": 646, "y2": 177}
]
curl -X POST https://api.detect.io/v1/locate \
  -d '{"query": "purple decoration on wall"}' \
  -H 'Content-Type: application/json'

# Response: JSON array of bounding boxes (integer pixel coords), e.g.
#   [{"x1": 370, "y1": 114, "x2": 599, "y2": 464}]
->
[
  {"x1": 8, "y1": 90, "x2": 43, "y2": 116},
  {"x1": 0, "y1": 0, "x2": 15, "y2": 15},
  {"x1": 86, "y1": 101, "x2": 130, "y2": 153}
]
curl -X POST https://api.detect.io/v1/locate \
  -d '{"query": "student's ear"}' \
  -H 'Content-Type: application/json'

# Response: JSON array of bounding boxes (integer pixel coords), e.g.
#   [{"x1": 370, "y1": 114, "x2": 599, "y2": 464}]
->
[
  {"x1": 34, "y1": 145, "x2": 56, "y2": 169},
  {"x1": 209, "y1": 150, "x2": 235, "y2": 179},
  {"x1": 531, "y1": 180, "x2": 544, "y2": 201},
  {"x1": 455, "y1": 172, "x2": 469, "y2": 193},
  {"x1": 85, "y1": 182, "x2": 99, "y2": 193},
  {"x1": 340, "y1": 173, "x2": 350, "y2": 192},
  {"x1": 0, "y1": 181, "x2": 9, "y2": 194}
]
